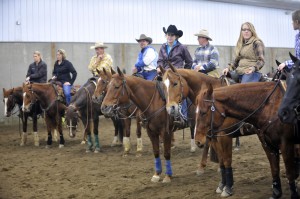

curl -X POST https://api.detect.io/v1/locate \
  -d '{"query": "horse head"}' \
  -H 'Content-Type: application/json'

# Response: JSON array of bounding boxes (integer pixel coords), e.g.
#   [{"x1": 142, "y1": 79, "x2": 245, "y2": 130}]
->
[
  {"x1": 194, "y1": 83, "x2": 226, "y2": 148},
  {"x1": 161, "y1": 65, "x2": 189, "y2": 117},
  {"x1": 3, "y1": 88, "x2": 17, "y2": 117},
  {"x1": 93, "y1": 68, "x2": 113, "y2": 104},
  {"x1": 101, "y1": 67, "x2": 131, "y2": 117},
  {"x1": 65, "y1": 104, "x2": 80, "y2": 138},
  {"x1": 278, "y1": 52, "x2": 300, "y2": 124},
  {"x1": 22, "y1": 82, "x2": 37, "y2": 113}
]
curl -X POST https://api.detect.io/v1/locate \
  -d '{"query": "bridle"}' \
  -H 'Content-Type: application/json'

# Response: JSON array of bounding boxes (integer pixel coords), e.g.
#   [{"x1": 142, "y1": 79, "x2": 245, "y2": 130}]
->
[
  {"x1": 94, "y1": 77, "x2": 110, "y2": 104},
  {"x1": 4, "y1": 94, "x2": 19, "y2": 116},
  {"x1": 203, "y1": 78, "x2": 281, "y2": 139}
]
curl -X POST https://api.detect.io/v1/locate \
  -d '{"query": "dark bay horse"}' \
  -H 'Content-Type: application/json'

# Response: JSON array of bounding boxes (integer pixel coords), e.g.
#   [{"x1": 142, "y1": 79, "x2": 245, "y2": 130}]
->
[
  {"x1": 65, "y1": 77, "x2": 123, "y2": 153},
  {"x1": 3, "y1": 86, "x2": 43, "y2": 146},
  {"x1": 93, "y1": 68, "x2": 142, "y2": 156},
  {"x1": 22, "y1": 82, "x2": 66, "y2": 148},
  {"x1": 101, "y1": 67, "x2": 175, "y2": 183},
  {"x1": 279, "y1": 53, "x2": 300, "y2": 124},
  {"x1": 195, "y1": 81, "x2": 298, "y2": 198}
]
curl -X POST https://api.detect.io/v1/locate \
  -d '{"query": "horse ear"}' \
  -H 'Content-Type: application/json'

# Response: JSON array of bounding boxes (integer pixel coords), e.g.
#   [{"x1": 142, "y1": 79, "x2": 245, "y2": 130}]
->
[
  {"x1": 117, "y1": 66, "x2": 124, "y2": 77},
  {"x1": 206, "y1": 82, "x2": 214, "y2": 98},
  {"x1": 159, "y1": 65, "x2": 165, "y2": 74},
  {"x1": 96, "y1": 69, "x2": 102, "y2": 75},
  {"x1": 275, "y1": 60, "x2": 281, "y2": 66},
  {"x1": 111, "y1": 68, "x2": 116, "y2": 75},
  {"x1": 2, "y1": 88, "x2": 5, "y2": 94},
  {"x1": 168, "y1": 62, "x2": 177, "y2": 72},
  {"x1": 289, "y1": 52, "x2": 298, "y2": 63}
]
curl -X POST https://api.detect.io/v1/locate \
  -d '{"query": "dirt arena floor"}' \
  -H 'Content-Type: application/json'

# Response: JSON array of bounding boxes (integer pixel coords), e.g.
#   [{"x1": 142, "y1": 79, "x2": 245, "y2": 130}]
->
[{"x1": 0, "y1": 117, "x2": 296, "y2": 199}]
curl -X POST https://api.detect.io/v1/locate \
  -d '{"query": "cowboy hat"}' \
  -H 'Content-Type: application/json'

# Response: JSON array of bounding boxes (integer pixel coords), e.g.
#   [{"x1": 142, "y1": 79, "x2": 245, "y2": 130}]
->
[
  {"x1": 90, "y1": 42, "x2": 108, "y2": 49},
  {"x1": 194, "y1": 29, "x2": 212, "y2": 41},
  {"x1": 136, "y1": 34, "x2": 152, "y2": 44},
  {"x1": 163, "y1": 25, "x2": 183, "y2": 38}
]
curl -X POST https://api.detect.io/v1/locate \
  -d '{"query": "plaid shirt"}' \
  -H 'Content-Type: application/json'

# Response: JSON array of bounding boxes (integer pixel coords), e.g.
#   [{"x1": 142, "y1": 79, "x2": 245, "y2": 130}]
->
[
  {"x1": 285, "y1": 32, "x2": 300, "y2": 68},
  {"x1": 88, "y1": 53, "x2": 113, "y2": 76},
  {"x1": 192, "y1": 43, "x2": 219, "y2": 73}
]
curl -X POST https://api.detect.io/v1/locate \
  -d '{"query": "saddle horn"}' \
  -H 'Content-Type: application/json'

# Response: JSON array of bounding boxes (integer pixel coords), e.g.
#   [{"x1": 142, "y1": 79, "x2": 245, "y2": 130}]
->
[{"x1": 289, "y1": 52, "x2": 298, "y2": 63}]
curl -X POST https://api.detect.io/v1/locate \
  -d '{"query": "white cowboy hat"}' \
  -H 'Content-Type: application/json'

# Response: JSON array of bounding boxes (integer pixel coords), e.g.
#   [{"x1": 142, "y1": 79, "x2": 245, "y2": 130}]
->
[
  {"x1": 90, "y1": 42, "x2": 108, "y2": 49},
  {"x1": 194, "y1": 29, "x2": 212, "y2": 41}
]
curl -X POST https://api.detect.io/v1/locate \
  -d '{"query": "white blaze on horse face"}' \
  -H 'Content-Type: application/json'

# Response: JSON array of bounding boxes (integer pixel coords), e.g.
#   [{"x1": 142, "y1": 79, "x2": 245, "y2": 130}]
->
[
  {"x1": 4, "y1": 98, "x2": 8, "y2": 116},
  {"x1": 164, "y1": 78, "x2": 170, "y2": 103},
  {"x1": 96, "y1": 77, "x2": 102, "y2": 90},
  {"x1": 194, "y1": 105, "x2": 199, "y2": 138},
  {"x1": 22, "y1": 92, "x2": 26, "y2": 111}
]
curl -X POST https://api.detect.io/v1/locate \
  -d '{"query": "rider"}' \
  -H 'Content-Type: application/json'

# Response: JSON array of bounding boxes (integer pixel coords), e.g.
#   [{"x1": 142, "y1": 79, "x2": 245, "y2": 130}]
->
[
  {"x1": 52, "y1": 49, "x2": 77, "y2": 105},
  {"x1": 26, "y1": 51, "x2": 47, "y2": 83},
  {"x1": 223, "y1": 22, "x2": 265, "y2": 83},
  {"x1": 88, "y1": 42, "x2": 113, "y2": 77},
  {"x1": 157, "y1": 24, "x2": 193, "y2": 127},
  {"x1": 132, "y1": 34, "x2": 158, "y2": 80},
  {"x1": 192, "y1": 29, "x2": 220, "y2": 77}
]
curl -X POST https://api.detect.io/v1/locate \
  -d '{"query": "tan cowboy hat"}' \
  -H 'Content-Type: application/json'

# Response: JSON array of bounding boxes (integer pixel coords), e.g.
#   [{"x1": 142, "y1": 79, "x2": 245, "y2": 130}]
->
[
  {"x1": 136, "y1": 34, "x2": 152, "y2": 44},
  {"x1": 194, "y1": 29, "x2": 212, "y2": 41},
  {"x1": 90, "y1": 42, "x2": 108, "y2": 49}
]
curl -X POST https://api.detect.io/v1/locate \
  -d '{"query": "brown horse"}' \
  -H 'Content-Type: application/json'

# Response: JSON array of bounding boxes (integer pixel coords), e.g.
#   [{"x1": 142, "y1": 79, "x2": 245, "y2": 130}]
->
[
  {"x1": 195, "y1": 81, "x2": 298, "y2": 198},
  {"x1": 92, "y1": 68, "x2": 143, "y2": 156},
  {"x1": 101, "y1": 67, "x2": 176, "y2": 183},
  {"x1": 22, "y1": 82, "x2": 66, "y2": 148},
  {"x1": 3, "y1": 86, "x2": 42, "y2": 146}
]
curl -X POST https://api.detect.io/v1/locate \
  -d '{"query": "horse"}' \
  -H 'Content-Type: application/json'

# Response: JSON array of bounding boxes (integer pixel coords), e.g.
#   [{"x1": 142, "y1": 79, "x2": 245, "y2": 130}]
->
[
  {"x1": 92, "y1": 68, "x2": 143, "y2": 156},
  {"x1": 3, "y1": 86, "x2": 42, "y2": 146},
  {"x1": 278, "y1": 53, "x2": 300, "y2": 124},
  {"x1": 101, "y1": 67, "x2": 179, "y2": 183},
  {"x1": 195, "y1": 81, "x2": 298, "y2": 198},
  {"x1": 65, "y1": 77, "x2": 123, "y2": 153},
  {"x1": 22, "y1": 82, "x2": 66, "y2": 148}
]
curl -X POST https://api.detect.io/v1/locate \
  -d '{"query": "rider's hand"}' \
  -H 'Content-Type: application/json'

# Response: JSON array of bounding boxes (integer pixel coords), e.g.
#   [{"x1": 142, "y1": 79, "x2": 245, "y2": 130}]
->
[
  {"x1": 223, "y1": 68, "x2": 229, "y2": 75},
  {"x1": 64, "y1": 82, "x2": 71, "y2": 86},
  {"x1": 25, "y1": 77, "x2": 30, "y2": 82},
  {"x1": 132, "y1": 67, "x2": 137, "y2": 74},
  {"x1": 278, "y1": 63, "x2": 286, "y2": 71},
  {"x1": 157, "y1": 67, "x2": 161, "y2": 73}
]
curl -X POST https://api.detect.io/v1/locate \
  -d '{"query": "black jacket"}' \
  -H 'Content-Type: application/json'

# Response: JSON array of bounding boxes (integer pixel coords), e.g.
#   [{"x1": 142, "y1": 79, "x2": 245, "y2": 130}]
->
[
  {"x1": 52, "y1": 60, "x2": 77, "y2": 85},
  {"x1": 26, "y1": 60, "x2": 47, "y2": 83}
]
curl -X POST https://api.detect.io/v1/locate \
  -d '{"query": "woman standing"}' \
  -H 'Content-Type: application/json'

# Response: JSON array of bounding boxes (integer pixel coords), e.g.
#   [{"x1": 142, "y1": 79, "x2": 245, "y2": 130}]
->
[{"x1": 52, "y1": 49, "x2": 77, "y2": 105}]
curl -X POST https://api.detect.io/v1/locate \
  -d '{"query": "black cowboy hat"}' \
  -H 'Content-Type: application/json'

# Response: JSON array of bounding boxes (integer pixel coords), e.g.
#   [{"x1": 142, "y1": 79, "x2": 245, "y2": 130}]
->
[{"x1": 163, "y1": 25, "x2": 183, "y2": 38}]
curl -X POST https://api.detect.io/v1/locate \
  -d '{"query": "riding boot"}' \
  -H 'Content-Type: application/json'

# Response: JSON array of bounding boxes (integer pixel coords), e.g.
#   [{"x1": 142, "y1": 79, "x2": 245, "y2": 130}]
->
[
  {"x1": 33, "y1": 132, "x2": 39, "y2": 147},
  {"x1": 221, "y1": 167, "x2": 233, "y2": 197},
  {"x1": 216, "y1": 166, "x2": 226, "y2": 193},
  {"x1": 289, "y1": 181, "x2": 299, "y2": 199},
  {"x1": 271, "y1": 178, "x2": 282, "y2": 199}
]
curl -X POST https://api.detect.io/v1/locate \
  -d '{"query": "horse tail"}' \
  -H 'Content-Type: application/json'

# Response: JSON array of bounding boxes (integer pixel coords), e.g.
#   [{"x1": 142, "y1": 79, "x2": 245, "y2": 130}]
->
[{"x1": 209, "y1": 146, "x2": 219, "y2": 163}]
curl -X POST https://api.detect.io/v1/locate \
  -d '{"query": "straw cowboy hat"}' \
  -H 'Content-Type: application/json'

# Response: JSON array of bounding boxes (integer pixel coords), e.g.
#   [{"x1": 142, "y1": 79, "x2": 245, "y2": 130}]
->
[
  {"x1": 90, "y1": 42, "x2": 108, "y2": 49},
  {"x1": 136, "y1": 34, "x2": 153, "y2": 44},
  {"x1": 163, "y1": 25, "x2": 183, "y2": 38},
  {"x1": 194, "y1": 29, "x2": 212, "y2": 41}
]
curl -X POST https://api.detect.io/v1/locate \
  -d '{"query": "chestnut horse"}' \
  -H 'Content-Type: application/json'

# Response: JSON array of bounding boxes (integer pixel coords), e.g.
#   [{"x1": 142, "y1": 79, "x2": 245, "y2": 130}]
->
[
  {"x1": 23, "y1": 82, "x2": 66, "y2": 148},
  {"x1": 92, "y1": 69, "x2": 143, "y2": 156},
  {"x1": 279, "y1": 53, "x2": 300, "y2": 124},
  {"x1": 101, "y1": 67, "x2": 176, "y2": 183},
  {"x1": 65, "y1": 77, "x2": 123, "y2": 153},
  {"x1": 3, "y1": 86, "x2": 42, "y2": 146},
  {"x1": 195, "y1": 81, "x2": 298, "y2": 198}
]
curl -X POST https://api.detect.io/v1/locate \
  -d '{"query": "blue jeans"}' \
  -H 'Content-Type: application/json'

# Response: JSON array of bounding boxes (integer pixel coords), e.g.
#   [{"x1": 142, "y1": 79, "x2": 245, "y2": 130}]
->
[
  {"x1": 181, "y1": 98, "x2": 192, "y2": 121},
  {"x1": 141, "y1": 70, "x2": 157, "y2": 81},
  {"x1": 63, "y1": 85, "x2": 72, "y2": 105},
  {"x1": 239, "y1": 72, "x2": 261, "y2": 83}
]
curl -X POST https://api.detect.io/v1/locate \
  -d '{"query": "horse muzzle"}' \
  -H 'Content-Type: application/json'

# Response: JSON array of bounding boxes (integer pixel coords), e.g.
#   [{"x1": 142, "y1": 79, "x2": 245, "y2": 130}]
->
[
  {"x1": 92, "y1": 95, "x2": 103, "y2": 104},
  {"x1": 101, "y1": 105, "x2": 115, "y2": 117},
  {"x1": 166, "y1": 105, "x2": 179, "y2": 117},
  {"x1": 22, "y1": 105, "x2": 32, "y2": 113}
]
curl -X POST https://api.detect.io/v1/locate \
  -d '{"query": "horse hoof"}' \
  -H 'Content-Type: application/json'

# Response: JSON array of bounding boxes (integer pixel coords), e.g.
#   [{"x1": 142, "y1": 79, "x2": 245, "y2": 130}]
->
[
  {"x1": 151, "y1": 175, "x2": 160, "y2": 183},
  {"x1": 45, "y1": 145, "x2": 51, "y2": 149},
  {"x1": 216, "y1": 183, "x2": 225, "y2": 194},
  {"x1": 234, "y1": 147, "x2": 240, "y2": 151},
  {"x1": 196, "y1": 169, "x2": 205, "y2": 176},
  {"x1": 136, "y1": 152, "x2": 142, "y2": 157},
  {"x1": 162, "y1": 176, "x2": 171, "y2": 183},
  {"x1": 122, "y1": 152, "x2": 129, "y2": 157},
  {"x1": 94, "y1": 148, "x2": 101, "y2": 153},
  {"x1": 81, "y1": 141, "x2": 86, "y2": 145},
  {"x1": 221, "y1": 186, "x2": 233, "y2": 197},
  {"x1": 86, "y1": 149, "x2": 92, "y2": 153},
  {"x1": 58, "y1": 144, "x2": 64, "y2": 148},
  {"x1": 20, "y1": 143, "x2": 25, "y2": 146},
  {"x1": 190, "y1": 146, "x2": 196, "y2": 153},
  {"x1": 171, "y1": 145, "x2": 176, "y2": 150},
  {"x1": 34, "y1": 142, "x2": 40, "y2": 147}
]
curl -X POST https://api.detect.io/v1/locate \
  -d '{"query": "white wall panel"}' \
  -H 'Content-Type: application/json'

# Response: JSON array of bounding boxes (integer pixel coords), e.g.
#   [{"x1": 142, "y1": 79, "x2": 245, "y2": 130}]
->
[{"x1": 0, "y1": 0, "x2": 297, "y2": 47}]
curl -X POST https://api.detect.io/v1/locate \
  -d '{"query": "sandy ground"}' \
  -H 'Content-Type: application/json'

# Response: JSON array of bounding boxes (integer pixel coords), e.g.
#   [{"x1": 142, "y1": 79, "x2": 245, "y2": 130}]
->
[{"x1": 0, "y1": 117, "x2": 294, "y2": 199}]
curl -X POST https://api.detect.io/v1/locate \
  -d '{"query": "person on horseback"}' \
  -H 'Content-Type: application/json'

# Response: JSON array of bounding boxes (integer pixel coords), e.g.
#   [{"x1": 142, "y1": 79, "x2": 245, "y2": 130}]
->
[
  {"x1": 223, "y1": 22, "x2": 265, "y2": 83},
  {"x1": 52, "y1": 49, "x2": 77, "y2": 105},
  {"x1": 88, "y1": 42, "x2": 113, "y2": 77},
  {"x1": 277, "y1": 10, "x2": 300, "y2": 71},
  {"x1": 132, "y1": 34, "x2": 158, "y2": 80},
  {"x1": 25, "y1": 51, "x2": 47, "y2": 83},
  {"x1": 192, "y1": 29, "x2": 220, "y2": 78},
  {"x1": 157, "y1": 25, "x2": 193, "y2": 127}
]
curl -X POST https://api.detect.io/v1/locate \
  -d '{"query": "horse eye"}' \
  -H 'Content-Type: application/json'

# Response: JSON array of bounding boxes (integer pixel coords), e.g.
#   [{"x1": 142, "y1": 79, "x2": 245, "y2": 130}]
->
[
  {"x1": 115, "y1": 86, "x2": 120, "y2": 89},
  {"x1": 200, "y1": 111, "x2": 206, "y2": 116},
  {"x1": 173, "y1": 82, "x2": 178, "y2": 87}
]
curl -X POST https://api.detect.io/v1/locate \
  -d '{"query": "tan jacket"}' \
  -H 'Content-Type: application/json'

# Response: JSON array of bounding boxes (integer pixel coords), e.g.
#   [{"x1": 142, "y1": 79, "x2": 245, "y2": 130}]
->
[{"x1": 88, "y1": 53, "x2": 113, "y2": 76}]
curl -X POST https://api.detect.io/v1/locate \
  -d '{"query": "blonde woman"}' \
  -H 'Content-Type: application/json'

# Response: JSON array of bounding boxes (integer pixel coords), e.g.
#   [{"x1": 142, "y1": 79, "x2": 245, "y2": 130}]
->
[
  {"x1": 223, "y1": 22, "x2": 265, "y2": 83},
  {"x1": 26, "y1": 51, "x2": 47, "y2": 83},
  {"x1": 52, "y1": 49, "x2": 77, "y2": 105}
]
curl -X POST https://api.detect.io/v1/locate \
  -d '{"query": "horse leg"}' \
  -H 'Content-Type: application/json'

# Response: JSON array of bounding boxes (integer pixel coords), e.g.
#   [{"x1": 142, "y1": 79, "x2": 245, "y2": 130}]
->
[
  {"x1": 33, "y1": 113, "x2": 39, "y2": 146},
  {"x1": 190, "y1": 125, "x2": 196, "y2": 152},
  {"x1": 58, "y1": 116, "x2": 65, "y2": 148},
  {"x1": 196, "y1": 140, "x2": 209, "y2": 175},
  {"x1": 280, "y1": 140, "x2": 299, "y2": 199},
  {"x1": 234, "y1": 137, "x2": 240, "y2": 151},
  {"x1": 122, "y1": 119, "x2": 131, "y2": 156},
  {"x1": 111, "y1": 118, "x2": 121, "y2": 147},
  {"x1": 20, "y1": 113, "x2": 28, "y2": 146},
  {"x1": 117, "y1": 119, "x2": 123, "y2": 143},
  {"x1": 136, "y1": 116, "x2": 143, "y2": 156},
  {"x1": 93, "y1": 116, "x2": 100, "y2": 153},
  {"x1": 45, "y1": 116, "x2": 53, "y2": 148},
  {"x1": 147, "y1": 131, "x2": 162, "y2": 183},
  {"x1": 162, "y1": 130, "x2": 173, "y2": 183}
]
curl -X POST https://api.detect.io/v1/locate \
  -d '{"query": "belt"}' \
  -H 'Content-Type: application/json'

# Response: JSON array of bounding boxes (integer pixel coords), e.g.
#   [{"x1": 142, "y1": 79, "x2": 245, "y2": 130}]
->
[{"x1": 143, "y1": 70, "x2": 156, "y2": 73}]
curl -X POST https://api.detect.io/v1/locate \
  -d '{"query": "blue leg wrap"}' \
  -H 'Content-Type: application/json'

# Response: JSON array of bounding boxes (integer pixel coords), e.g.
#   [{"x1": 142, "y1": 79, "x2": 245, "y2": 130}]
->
[
  {"x1": 94, "y1": 134, "x2": 100, "y2": 149},
  {"x1": 165, "y1": 160, "x2": 173, "y2": 176},
  {"x1": 155, "y1": 157, "x2": 162, "y2": 174},
  {"x1": 87, "y1": 134, "x2": 93, "y2": 149}
]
